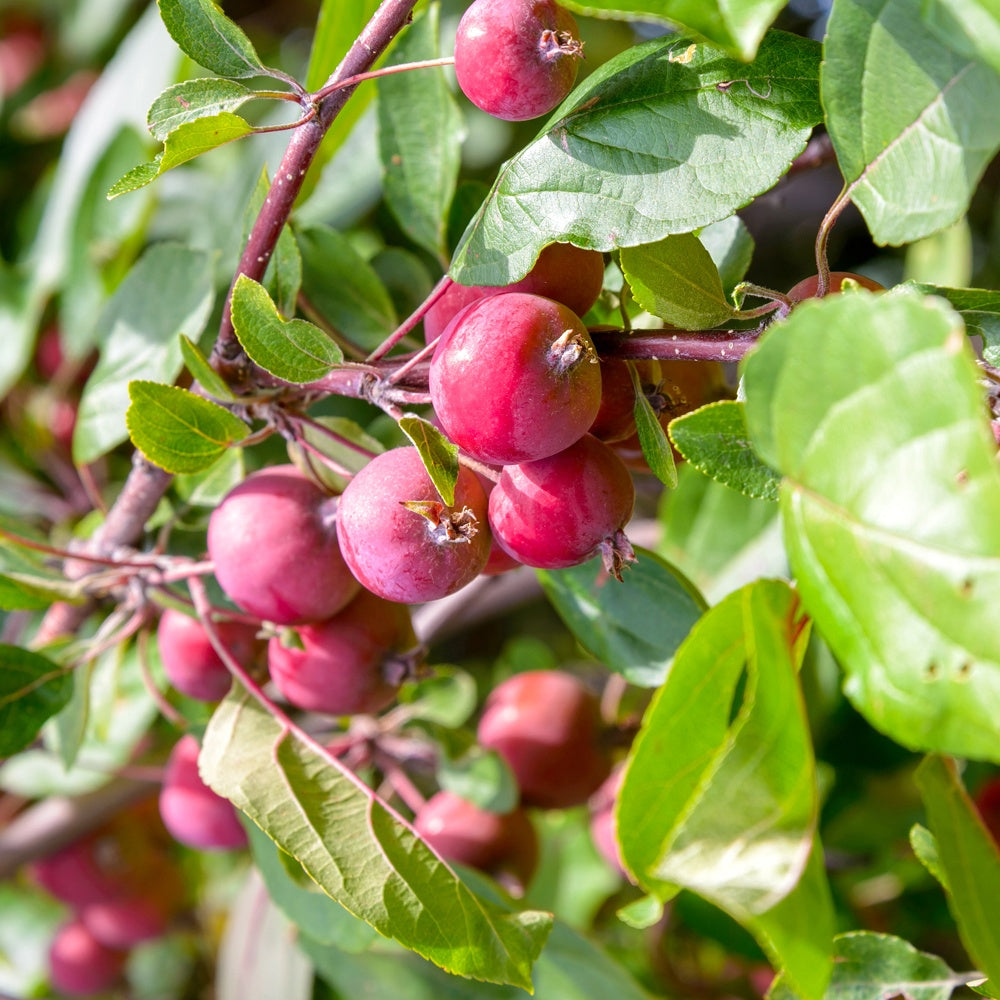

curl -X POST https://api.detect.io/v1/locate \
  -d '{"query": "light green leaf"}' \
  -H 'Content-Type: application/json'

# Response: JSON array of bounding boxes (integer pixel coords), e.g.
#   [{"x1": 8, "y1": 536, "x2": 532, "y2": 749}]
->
[
  {"x1": 147, "y1": 78, "x2": 255, "y2": 141},
  {"x1": 378, "y1": 6, "x2": 463, "y2": 262},
  {"x1": 630, "y1": 366, "x2": 677, "y2": 488},
  {"x1": 438, "y1": 749, "x2": 520, "y2": 815},
  {"x1": 743, "y1": 290, "x2": 1000, "y2": 762},
  {"x1": 126, "y1": 381, "x2": 249, "y2": 474},
  {"x1": 823, "y1": 0, "x2": 1000, "y2": 245},
  {"x1": 305, "y1": 0, "x2": 380, "y2": 91},
  {"x1": 451, "y1": 31, "x2": 822, "y2": 286},
  {"x1": 561, "y1": 0, "x2": 786, "y2": 61},
  {"x1": 200, "y1": 689, "x2": 553, "y2": 990},
  {"x1": 669, "y1": 400, "x2": 780, "y2": 501},
  {"x1": 537, "y1": 546, "x2": 706, "y2": 687},
  {"x1": 399, "y1": 415, "x2": 460, "y2": 507},
  {"x1": 179, "y1": 333, "x2": 237, "y2": 401},
  {"x1": 768, "y1": 930, "x2": 965, "y2": 1000},
  {"x1": 230, "y1": 274, "x2": 341, "y2": 383},
  {"x1": 74, "y1": 243, "x2": 215, "y2": 464},
  {"x1": 922, "y1": 0, "x2": 1000, "y2": 77},
  {"x1": 910, "y1": 823, "x2": 950, "y2": 891},
  {"x1": 157, "y1": 0, "x2": 267, "y2": 79},
  {"x1": 621, "y1": 233, "x2": 735, "y2": 329},
  {"x1": 0, "y1": 646, "x2": 74, "y2": 757},
  {"x1": 915, "y1": 755, "x2": 1000, "y2": 984},
  {"x1": 397, "y1": 667, "x2": 478, "y2": 729},
  {"x1": 108, "y1": 112, "x2": 255, "y2": 198},
  {"x1": 905, "y1": 282, "x2": 1000, "y2": 366},
  {"x1": 618, "y1": 580, "x2": 833, "y2": 998}
]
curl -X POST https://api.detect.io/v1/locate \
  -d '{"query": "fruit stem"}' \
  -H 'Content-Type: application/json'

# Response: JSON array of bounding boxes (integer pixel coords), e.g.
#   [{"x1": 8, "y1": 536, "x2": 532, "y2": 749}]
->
[
  {"x1": 313, "y1": 56, "x2": 456, "y2": 103},
  {"x1": 369, "y1": 276, "x2": 453, "y2": 364},
  {"x1": 814, "y1": 188, "x2": 851, "y2": 298}
]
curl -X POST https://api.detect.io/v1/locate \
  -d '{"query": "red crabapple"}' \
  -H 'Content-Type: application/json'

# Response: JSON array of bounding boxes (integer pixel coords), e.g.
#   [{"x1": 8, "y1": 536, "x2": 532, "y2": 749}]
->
[
  {"x1": 423, "y1": 243, "x2": 605, "y2": 342},
  {"x1": 589, "y1": 765, "x2": 628, "y2": 877},
  {"x1": 158, "y1": 735, "x2": 247, "y2": 851},
  {"x1": 488, "y1": 434, "x2": 636, "y2": 578},
  {"x1": 414, "y1": 790, "x2": 538, "y2": 893},
  {"x1": 974, "y1": 775, "x2": 1000, "y2": 845},
  {"x1": 454, "y1": 0, "x2": 584, "y2": 122},
  {"x1": 589, "y1": 358, "x2": 663, "y2": 444},
  {"x1": 268, "y1": 588, "x2": 417, "y2": 715},
  {"x1": 786, "y1": 271, "x2": 885, "y2": 302},
  {"x1": 429, "y1": 292, "x2": 602, "y2": 466},
  {"x1": 336, "y1": 447, "x2": 491, "y2": 604},
  {"x1": 207, "y1": 465, "x2": 360, "y2": 625},
  {"x1": 30, "y1": 837, "x2": 123, "y2": 909},
  {"x1": 477, "y1": 670, "x2": 612, "y2": 809},
  {"x1": 156, "y1": 608, "x2": 260, "y2": 702},
  {"x1": 81, "y1": 895, "x2": 169, "y2": 949},
  {"x1": 48, "y1": 920, "x2": 125, "y2": 997}
]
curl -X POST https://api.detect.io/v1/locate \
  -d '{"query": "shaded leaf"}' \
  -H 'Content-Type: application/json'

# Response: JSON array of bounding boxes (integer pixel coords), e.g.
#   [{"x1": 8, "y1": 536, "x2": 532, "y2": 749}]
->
[
  {"x1": 399, "y1": 415, "x2": 460, "y2": 507},
  {"x1": 669, "y1": 400, "x2": 780, "y2": 501},
  {"x1": 699, "y1": 215, "x2": 755, "y2": 292},
  {"x1": 157, "y1": 0, "x2": 266, "y2": 79},
  {"x1": 630, "y1": 365, "x2": 677, "y2": 488},
  {"x1": 922, "y1": 0, "x2": 1000, "y2": 77},
  {"x1": 451, "y1": 31, "x2": 822, "y2": 286},
  {"x1": 230, "y1": 274, "x2": 341, "y2": 383},
  {"x1": 905, "y1": 282, "x2": 1000, "y2": 366},
  {"x1": 200, "y1": 689, "x2": 553, "y2": 990},
  {"x1": 823, "y1": 0, "x2": 1000, "y2": 245},
  {"x1": 0, "y1": 646, "x2": 73, "y2": 757},
  {"x1": 743, "y1": 290, "x2": 1000, "y2": 762},
  {"x1": 537, "y1": 546, "x2": 705, "y2": 687},
  {"x1": 126, "y1": 381, "x2": 249, "y2": 474}
]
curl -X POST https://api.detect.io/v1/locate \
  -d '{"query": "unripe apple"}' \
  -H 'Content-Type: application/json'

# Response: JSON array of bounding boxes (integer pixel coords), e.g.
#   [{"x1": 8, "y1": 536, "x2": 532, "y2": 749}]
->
[
  {"x1": 414, "y1": 790, "x2": 538, "y2": 893},
  {"x1": 268, "y1": 588, "x2": 416, "y2": 715},
  {"x1": 48, "y1": 920, "x2": 126, "y2": 997},
  {"x1": 207, "y1": 465, "x2": 360, "y2": 625},
  {"x1": 158, "y1": 735, "x2": 247, "y2": 851},
  {"x1": 477, "y1": 670, "x2": 612, "y2": 809}
]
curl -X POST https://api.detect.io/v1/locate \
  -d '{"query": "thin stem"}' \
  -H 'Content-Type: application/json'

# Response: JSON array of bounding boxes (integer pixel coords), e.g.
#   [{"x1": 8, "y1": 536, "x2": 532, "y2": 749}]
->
[
  {"x1": 137, "y1": 626, "x2": 187, "y2": 728},
  {"x1": 367, "y1": 275, "x2": 453, "y2": 363},
  {"x1": 814, "y1": 188, "x2": 851, "y2": 297},
  {"x1": 252, "y1": 105, "x2": 318, "y2": 134},
  {"x1": 313, "y1": 57, "x2": 456, "y2": 102}
]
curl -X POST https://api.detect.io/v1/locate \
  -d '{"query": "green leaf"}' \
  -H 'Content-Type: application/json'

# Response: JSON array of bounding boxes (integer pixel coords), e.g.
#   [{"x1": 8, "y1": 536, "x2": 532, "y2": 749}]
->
[
  {"x1": 922, "y1": 0, "x2": 1000, "y2": 77},
  {"x1": 230, "y1": 274, "x2": 341, "y2": 383},
  {"x1": 179, "y1": 333, "x2": 237, "y2": 402},
  {"x1": 451, "y1": 31, "x2": 822, "y2": 286},
  {"x1": 822, "y1": 0, "x2": 1000, "y2": 245},
  {"x1": 147, "y1": 78, "x2": 255, "y2": 141},
  {"x1": 617, "y1": 580, "x2": 833, "y2": 998},
  {"x1": 297, "y1": 224, "x2": 397, "y2": 351},
  {"x1": 915, "y1": 755, "x2": 1000, "y2": 984},
  {"x1": 305, "y1": 0, "x2": 380, "y2": 92},
  {"x1": 157, "y1": 0, "x2": 267, "y2": 79},
  {"x1": 537, "y1": 546, "x2": 706, "y2": 687},
  {"x1": 108, "y1": 112, "x2": 255, "y2": 197},
  {"x1": 438, "y1": 749, "x2": 520, "y2": 815},
  {"x1": 905, "y1": 282, "x2": 1000, "y2": 366},
  {"x1": 398, "y1": 415, "x2": 460, "y2": 507},
  {"x1": 561, "y1": 0, "x2": 785, "y2": 61},
  {"x1": 200, "y1": 689, "x2": 553, "y2": 990},
  {"x1": 768, "y1": 931, "x2": 965, "y2": 1000},
  {"x1": 669, "y1": 400, "x2": 780, "y2": 501},
  {"x1": 699, "y1": 215, "x2": 755, "y2": 292},
  {"x1": 378, "y1": 6, "x2": 463, "y2": 262},
  {"x1": 126, "y1": 381, "x2": 249, "y2": 474},
  {"x1": 630, "y1": 366, "x2": 677, "y2": 488},
  {"x1": 910, "y1": 823, "x2": 950, "y2": 891},
  {"x1": 621, "y1": 233, "x2": 735, "y2": 329},
  {"x1": 74, "y1": 243, "x2": 215, "y2": 464},
  {"x1": 397, "y1": 667, "x2": 478, "y2": 729},
  {"x1": 0, "y1": 646, "x2": 74, "y2": 757},
  {"x1": 743, "y1": 290, "x2": 1000, "y2": 762}
]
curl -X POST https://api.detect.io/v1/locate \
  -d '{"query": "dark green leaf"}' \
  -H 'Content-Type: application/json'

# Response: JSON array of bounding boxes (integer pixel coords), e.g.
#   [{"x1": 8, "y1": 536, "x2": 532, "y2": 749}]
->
[
  {"x1": 823, "y1": 0, "x2": 1000, "y2": 245},
  {"x1": 621, "y1": 233, "x2": 735, "y2": 329},
  {"x1": 230, "y1": 274, "x2": 341, "y2": 383},
  {"x1": 147, "y1": 78, "x2": 255, "y2": 141},
  {"x1": 398, "y1": 415, "x2": 460, "y2": 507},
  {"x1": 915, "y1": 756, "x2": 1000, "y2": 984},
  {"x1": 451, "y1": 31, "x2": 822, "y2": 286},
  {"x1": 126, "y1": 381, "x2": 249, "y2": 474},
  {"x1": 200, "y1": 689, "x2": 552, "y2": 990},
  {"x1": 537, "y1": 546, "x2": 706, "y2": 687},
  {"x1": 906, "y1": 282, "x2": 1000, "y2": 366},
  {"x1": 157, "y1": 0, "x2": 266, "y2": 79},
  {"x1": 0, "y1": 645, "x2": 73, "y2": 756},
  {"x1": 108, "y1": 113, "x2": 255, "y2": 198},
  {"x1": 743, "y1": 290, "x2": 1000, "y2": 762},
  {"x1": 630, "y1": 365, "x2": 677, "y2": 488},
  {"x1": 669, "y1": 400, "x2": 780, "y2": 500},
  {"x1": 74, "y1": 244, "x2": 216, "y2": 464},
  {"x1": 378, "y1": 6, "x2": 463, "y2": 262}
]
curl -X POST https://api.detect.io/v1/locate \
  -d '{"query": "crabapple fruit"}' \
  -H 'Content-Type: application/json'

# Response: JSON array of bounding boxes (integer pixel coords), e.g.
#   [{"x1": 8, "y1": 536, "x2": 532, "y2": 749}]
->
[
  {"x1": 786, "y1": 271, "x2": 885, "y2": 302},
  {"x1": 159, "y1": 735, "x2": 247, "y2": 851},
  {"x1": 429, "y1": 292, "x2": 602, "y2": 466},
  {"x1": 336, "y1": 447, "x2": 491, "y2": 604},
  {"x1": 268, "y1": 588, "x2": 416, "y2": 715},
  {"x1": 454, "y1": 0, "x2": 584, "y2": 122},
  {"x1": 589, "y1": 766, "x2": 627, "y2": 877},
  {"x1": 207, "y1": 465, "x2": 359, "y2": 625},
  {"x1": 48, "y1": 920, "x2": 125, "y2": 997},
  {"x1": 156, "y1": 608, "x2": 260, "y2": 702},
  {"x1": 414, "y1": 791, "x2": 538, "y2": 893},
  {"x1": 488, "y1": 434, "x2": 636, "y2": 577},
  {"x1": 423, "y1": 243, "x2": 605, "y2": 342},
  {"x1": 589, "y1": 358, "x2": 662, "y2": 444},
  {"x1": 974, "y1": 775, "x2": 1000, "y2": 845},
  {"x1": 81, "y1": 895, "x2": 169, "y2": 950},
  {"x1": 477, "y1": 670, "x2": 612, "y2": 809},
  {"x1": 30, "y1": 837, "x2": 122, "y2": 909}
]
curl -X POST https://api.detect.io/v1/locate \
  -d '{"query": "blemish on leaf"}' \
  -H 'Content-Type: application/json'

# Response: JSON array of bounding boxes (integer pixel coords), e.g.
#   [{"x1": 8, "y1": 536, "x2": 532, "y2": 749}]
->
[
  {"x1": 669, "y1": 43, "x2": 696, "y2": 64},
  {"x1": 924, "y1": 661, "x2": 939, "y2": 680}
]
